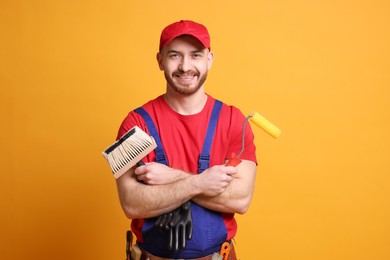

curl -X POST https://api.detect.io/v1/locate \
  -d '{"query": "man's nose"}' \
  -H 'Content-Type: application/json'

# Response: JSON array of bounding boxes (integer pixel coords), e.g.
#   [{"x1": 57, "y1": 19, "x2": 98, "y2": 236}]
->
[{"x1": 178, "y1": 56, "x2": 191, "y2": 72}]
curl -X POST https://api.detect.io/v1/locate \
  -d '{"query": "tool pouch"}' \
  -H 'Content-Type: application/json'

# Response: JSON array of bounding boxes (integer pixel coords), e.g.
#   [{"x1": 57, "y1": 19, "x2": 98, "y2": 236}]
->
[
  {"x1": 126, "y1": 231, "x2": 133, "y2": 260},
  {"x1": 127, "y1": 231, "x2": 142, "y2": 260},
  {"x1": 212, "y1": 253, "x2": 224, "y2": 260}
]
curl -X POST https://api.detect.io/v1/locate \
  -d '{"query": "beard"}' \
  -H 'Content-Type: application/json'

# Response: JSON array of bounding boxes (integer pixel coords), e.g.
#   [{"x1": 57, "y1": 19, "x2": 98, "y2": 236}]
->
[{"x1": 164, "y1": 70, "x2": 208, "y2": 96}]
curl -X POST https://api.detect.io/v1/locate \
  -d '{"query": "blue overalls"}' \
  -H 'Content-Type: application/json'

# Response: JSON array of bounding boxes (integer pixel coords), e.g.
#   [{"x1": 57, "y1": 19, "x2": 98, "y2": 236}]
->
[{"x1": 134, "y1": 100, "x2": 228, "y2": 259}]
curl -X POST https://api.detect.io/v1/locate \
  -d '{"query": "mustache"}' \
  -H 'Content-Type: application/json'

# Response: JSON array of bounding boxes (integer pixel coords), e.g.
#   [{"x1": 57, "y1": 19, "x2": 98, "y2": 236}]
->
[{"x1": 173, "y1": 70, "x2": 199, "y2": 76}]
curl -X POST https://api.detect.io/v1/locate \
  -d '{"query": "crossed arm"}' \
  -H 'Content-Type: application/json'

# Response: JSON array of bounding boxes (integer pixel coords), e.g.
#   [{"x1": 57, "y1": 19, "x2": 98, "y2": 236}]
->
[{"x1": 115, "y1": 160, "x2": 257, "y2": 219}]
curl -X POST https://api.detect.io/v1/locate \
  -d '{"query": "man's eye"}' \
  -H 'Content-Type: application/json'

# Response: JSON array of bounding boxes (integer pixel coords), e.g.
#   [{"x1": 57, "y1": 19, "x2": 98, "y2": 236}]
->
[
  {"x1": 169, "y1": 53, "x2": 179, "y2": 58},
  {"x1": 193, "y1": 53, "x2": 202, "y2": 58}
]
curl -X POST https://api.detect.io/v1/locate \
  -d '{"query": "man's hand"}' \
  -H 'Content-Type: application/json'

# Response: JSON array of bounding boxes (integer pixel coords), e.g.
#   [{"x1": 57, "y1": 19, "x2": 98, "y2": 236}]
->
[
  {"x1": 192, "y1": 160, "x2": 257, "y2": 214},
  {"x1": 134, "y1": 162, "x2": 188, "y2": 185},
  {"x1": 197, "y1": 165, "x2": 238, "y2": 197}
]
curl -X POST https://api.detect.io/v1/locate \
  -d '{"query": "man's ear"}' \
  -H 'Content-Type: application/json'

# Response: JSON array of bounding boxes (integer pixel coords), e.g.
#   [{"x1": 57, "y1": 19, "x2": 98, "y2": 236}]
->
[
  {"x1": 207, "y1": 51, "x2": 214, "y2": 70},
  {"x1": 156, "y1": 52, "x2": 164, "y2": 71}
]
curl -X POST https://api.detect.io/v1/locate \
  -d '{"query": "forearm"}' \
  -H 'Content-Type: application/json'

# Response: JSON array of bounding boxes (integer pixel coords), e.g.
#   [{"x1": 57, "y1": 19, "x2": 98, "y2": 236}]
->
[
  {"x1": 116, "y1": 162, "x2": 248, "y2": 218},
  {"x1": 116, "y1": 169, "x2": 201, "y2": 219},
  {"x1": 192, "y1": 181, "x2": 252, "y2": 214}
]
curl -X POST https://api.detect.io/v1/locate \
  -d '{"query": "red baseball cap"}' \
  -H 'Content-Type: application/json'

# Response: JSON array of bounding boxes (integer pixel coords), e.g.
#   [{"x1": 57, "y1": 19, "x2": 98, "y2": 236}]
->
[{"x1": 159, "y1": 20, "x2": 211, "y2": 51}]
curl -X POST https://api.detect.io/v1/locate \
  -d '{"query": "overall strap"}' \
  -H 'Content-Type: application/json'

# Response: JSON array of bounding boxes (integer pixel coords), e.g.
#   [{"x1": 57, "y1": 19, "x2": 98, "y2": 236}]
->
[
  {"x1": 134, "y1": 107, "x2": 169, "y2": 165},
  {"x1": 134, "y1": 99, "x2": 223, "y2": 172},
  {"x1": 198, "y1": 100, "x2": 223, "y2": 173}
]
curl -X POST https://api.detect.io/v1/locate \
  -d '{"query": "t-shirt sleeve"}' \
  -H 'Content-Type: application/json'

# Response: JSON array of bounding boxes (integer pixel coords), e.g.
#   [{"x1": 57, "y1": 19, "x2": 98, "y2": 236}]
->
[{"x1": 116, "y1": 111, "x2": 148, "y2": 140}]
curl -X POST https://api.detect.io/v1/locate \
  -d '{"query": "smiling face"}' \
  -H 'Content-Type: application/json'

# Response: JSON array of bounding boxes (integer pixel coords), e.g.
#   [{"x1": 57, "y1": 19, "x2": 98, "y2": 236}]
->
[{"x1": 157, "y1": 35, "x2": 213, "y2": 96}]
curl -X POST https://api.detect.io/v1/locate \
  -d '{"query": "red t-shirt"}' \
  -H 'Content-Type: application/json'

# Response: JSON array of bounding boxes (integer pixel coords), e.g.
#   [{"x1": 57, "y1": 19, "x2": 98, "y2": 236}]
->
[
  {"x1": 118, "y1": 95, "x2": 256, "y2": 170},
  {"x1": 117, "y1": 94, "x2": 257, "y2": 253}
]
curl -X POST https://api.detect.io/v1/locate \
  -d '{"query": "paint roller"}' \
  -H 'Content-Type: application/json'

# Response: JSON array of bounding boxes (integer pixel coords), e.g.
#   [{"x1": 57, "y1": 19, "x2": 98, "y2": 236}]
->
[{"x1": 226, "y1": 111, "x2": 281, "y2": 166}]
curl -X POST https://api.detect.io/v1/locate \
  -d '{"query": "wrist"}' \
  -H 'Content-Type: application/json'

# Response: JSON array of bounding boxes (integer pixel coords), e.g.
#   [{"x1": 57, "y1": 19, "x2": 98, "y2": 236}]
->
[
  {"x1": 170, "y1": 168, "x2": 191, "y2": 180},
  {"x1": 185, "y1": 173, "x2": 205, "y2": 196}
]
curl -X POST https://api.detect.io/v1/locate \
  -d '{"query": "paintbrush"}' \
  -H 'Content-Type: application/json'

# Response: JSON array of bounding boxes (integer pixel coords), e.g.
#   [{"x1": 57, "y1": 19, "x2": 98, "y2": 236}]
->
[{"x1": 102, "y1": 126, "x2": 157, "y2": 179}]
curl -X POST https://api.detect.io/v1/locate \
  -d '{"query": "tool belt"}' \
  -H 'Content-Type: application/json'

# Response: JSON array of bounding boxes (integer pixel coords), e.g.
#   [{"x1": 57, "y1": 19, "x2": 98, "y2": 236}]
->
[
  {"x1": 135, "y1": 243, "x2": 237, "y2": 260},
  {"x1": 126, "y1": 229, "x2": 237, "y2": 260}
]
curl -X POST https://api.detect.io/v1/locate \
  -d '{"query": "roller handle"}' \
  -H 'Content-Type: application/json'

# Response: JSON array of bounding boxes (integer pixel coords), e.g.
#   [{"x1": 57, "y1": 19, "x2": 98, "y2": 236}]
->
[
  {"x1": 226, "y1": 153, "x2": 242, "y2": 167},
  {"x1": 226, "y1": 111, "x2": 281, "y2": 167}
]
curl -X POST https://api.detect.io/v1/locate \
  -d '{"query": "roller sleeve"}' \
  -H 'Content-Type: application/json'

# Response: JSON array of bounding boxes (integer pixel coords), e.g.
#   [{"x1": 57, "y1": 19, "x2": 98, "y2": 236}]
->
[{"x1": 249, "y1": 112, "x2": 281, "y2": 138}]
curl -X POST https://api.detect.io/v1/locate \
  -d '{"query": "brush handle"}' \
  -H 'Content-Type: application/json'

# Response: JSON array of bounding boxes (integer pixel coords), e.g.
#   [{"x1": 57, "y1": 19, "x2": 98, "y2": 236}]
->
[{"x1": 136, "y1": 161, "x2": 145, "y2": 167}]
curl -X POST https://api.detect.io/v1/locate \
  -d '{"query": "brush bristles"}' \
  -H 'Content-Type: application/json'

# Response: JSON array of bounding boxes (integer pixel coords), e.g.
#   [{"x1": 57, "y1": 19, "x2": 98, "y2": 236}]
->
[{"x1": 102, "y1": 126, "x2": 157, "y2": 179}]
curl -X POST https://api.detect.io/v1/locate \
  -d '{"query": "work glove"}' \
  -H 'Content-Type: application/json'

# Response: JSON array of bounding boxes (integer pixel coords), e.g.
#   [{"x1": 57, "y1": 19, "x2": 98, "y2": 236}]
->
[{"x1": 155, "y1": 201, "x2": 193, "y2": 251}]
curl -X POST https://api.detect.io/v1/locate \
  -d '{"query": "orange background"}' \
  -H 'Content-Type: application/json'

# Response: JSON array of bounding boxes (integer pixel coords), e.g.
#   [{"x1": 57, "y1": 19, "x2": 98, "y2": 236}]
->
[{"x1": 1, "y1": 1, "x2": 390, "y2": 259}]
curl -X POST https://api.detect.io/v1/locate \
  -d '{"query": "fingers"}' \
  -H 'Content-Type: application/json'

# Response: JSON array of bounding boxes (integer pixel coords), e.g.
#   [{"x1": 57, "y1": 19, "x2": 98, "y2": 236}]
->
[
  {"x1": 197, "y1": 165, "x2": 238, "y2": 196},
  {"x1": 156, "y1": 202, "x2": 193, "y2": 251},
  {"x1": 165, "y1": 212, "x2": 175, "y2": 230},
  {"x1": 133, "y1": 164, "x2": 158, "y2": 184},
  {"x1": 179, "y1": 224, "x2": 186, "y2": 249},
  {"x1": 133, "y1": 162, "x2": 175, "y2": 185},
  {"x1": 174, "y1": 225, "x2": 180, "y2": 251},
  {"x1": 133, "y1": 163, "x2": 147, "y2": 176},
  {"x1": 186, "y1": 207, "x2": 193, "y2": 240},
  {"x1": 181, "y1": 201, "x2": 191, "y2": 211},
  {"x1": 169, "y1": 209, "x2": 182, "y2": 227},
  {"x1": 186, "y1": 221, "x2": 192, "y2": 240},
  {"x1": 225, "y1": 165, "x2": 238, "y2": 175},
  {"x1": 155, "y1": 214, "x2": 166, "y2": 229},
  {"x1": 168, "y1": 228, "x2": 174, "y2": 250},
  {"x1": 133, "y1": 164, "x2": 146, "y2": 182}
]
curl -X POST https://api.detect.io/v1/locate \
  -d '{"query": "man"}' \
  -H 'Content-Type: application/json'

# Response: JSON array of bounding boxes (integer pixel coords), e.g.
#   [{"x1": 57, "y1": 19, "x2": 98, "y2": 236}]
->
[{"x1": 115, "y1": 20, "x2": 257, "y2": 260}]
